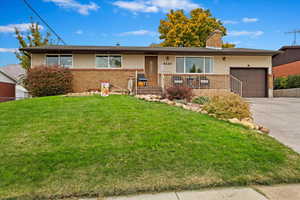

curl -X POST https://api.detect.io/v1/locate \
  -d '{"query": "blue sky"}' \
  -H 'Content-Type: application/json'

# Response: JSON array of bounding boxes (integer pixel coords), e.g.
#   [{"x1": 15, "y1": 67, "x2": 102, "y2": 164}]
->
[{"x1": 1, "y1": 0, "x2": 299, "y2": 66}]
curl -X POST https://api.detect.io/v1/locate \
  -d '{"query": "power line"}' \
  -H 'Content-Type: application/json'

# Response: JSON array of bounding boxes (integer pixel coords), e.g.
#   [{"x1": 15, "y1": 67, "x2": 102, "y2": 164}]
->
[
  {"x1": 285, "y1": 29, "x2": 300, "y2": 46},
  {"x1": 22, "y1": 0, "x2": 67, "y2": 45}
]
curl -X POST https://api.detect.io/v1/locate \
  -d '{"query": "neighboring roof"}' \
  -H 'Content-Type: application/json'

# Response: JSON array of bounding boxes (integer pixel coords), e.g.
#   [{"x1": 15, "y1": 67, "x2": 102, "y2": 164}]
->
[
  {"x1": 20, "y1": 45, "x2": 279, "y2": 56},
  {"x1": 279, "y1": 45, "x2": 300, "y2": 51},
  {"x1": 0, "y1": 64, "x2": 26, "y2": 81},
  {"x1": 0, "y1": 70, "x2": 16, "y2": 83}
]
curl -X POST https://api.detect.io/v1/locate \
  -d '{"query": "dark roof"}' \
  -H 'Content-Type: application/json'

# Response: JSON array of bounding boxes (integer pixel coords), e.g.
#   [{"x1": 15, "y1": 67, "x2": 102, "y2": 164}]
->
[
  {"x1": 20, "y1": 45, "x2": 279, "y2": 56},
  {"x1": 0, "y1": 64, "x2": 25, "y2": 81},
  {"x1": 279, "y1": 45, "x2": 300, "y2": 51}
]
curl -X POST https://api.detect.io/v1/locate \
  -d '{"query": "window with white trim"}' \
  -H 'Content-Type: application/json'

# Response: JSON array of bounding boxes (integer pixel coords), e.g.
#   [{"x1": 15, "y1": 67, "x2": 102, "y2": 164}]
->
[
  {"x1": 176, "y1": 57, "x2": 213, "y2": 73},
  {"x1": 46, "y1": 55, "x2": 72, "y2": 68},
  {"x1": 96, "y1": 55, "x2": 122, "y2": 68}
]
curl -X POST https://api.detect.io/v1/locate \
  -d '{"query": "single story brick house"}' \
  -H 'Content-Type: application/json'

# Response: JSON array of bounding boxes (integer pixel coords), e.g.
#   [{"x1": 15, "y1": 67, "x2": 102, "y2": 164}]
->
[
  {"x1": 21, "y1": 31, "x2": 278, "y2": 97},
  {"x1": 273, "y1": 46, "x2": 300, "y2": 78}
]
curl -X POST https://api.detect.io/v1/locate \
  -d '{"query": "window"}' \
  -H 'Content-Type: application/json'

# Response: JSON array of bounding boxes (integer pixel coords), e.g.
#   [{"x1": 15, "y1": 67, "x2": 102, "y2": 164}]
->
[
  {"x1": 46, "y1": 55, "x2": 72, "y2": 68},
  {"x1": 46, "y1": 55, "x2": 59, "y2": 66},
  {"x1": 176, "y1": 57, "x2": 213, "y2": 73},
  {"x1": 96, "y1": 55, "x2": 122, "y2": 68},
  {"x1": 60, "y1": 55, "x2": 72, "y2": 68}
]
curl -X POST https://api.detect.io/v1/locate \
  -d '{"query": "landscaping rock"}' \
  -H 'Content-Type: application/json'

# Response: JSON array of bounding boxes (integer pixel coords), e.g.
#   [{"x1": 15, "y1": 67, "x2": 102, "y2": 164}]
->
[
  {"x1": 242, "y1": 117, "x2": 254, "y2": 123},
  {"x1": 190, "y1": 106, "x2": 200, "y2": 112},
  {"x1": 201, "y1": 110, "x2": 208, "y2": 114},
  {"x1": 182, "y1": 105, "x2": 189, "y2": 110},
  {"x1": 259, "y1": 127, "x2": 270, "y2": 134},
  {"x1": 240, "y1": 121, "x2": 256, "y2": 129},
  {"x1": 196, "y1": 108, "x2": 203, "y2": 113},
  {"x1": 167, "y1": 100, "x2": 175, "y2": 105},
  {"x1": 65, "y1": 92, "x2": 101, "y2": 97},
  {"x1": 160, "y1": 99, "x2": 169, "y2": 104},
  {"x1": 228, "y1": 118, "x2": 240, "y2": 124},
  {"x1": 175, "y1": 102, "x2": 184, "y2": 107}
]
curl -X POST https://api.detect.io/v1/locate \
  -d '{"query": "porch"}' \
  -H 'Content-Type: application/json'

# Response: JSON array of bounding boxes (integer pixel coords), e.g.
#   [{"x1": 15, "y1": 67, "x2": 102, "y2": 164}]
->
[{"x1": 134, "y1": 72, "x2": 242, "y2": 96}]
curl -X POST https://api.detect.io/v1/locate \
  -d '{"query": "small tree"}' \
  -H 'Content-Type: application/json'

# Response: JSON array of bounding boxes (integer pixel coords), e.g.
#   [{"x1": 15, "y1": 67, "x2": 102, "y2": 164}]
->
[
  {"x1": 158, "y1": 8, "x2": 235, "y2": 48},
  {"x1": 15, "y1": 21, "x2": 52, "y2": 70}
]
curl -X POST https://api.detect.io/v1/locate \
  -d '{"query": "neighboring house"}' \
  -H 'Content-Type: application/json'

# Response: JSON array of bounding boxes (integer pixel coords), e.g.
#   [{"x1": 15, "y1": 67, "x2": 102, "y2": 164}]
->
[
  {"x1": 0, "y1": 70, "x2": 16, "y2": 102},
  {"x1": 0, "y1": 64, "x2": 29, "y2": 101},
  {"x1": 21, "y1": 31, "x2": 278, "y2": 97},
  {"x1": 273, "y1": 46, "x2": 300, "y2": 78}
]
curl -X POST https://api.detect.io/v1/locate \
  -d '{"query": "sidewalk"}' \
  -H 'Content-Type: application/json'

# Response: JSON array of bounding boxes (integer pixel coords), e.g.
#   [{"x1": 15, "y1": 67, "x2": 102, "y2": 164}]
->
[{"x1": 83, "y1": 184, "x2": 300, "y2": 200}]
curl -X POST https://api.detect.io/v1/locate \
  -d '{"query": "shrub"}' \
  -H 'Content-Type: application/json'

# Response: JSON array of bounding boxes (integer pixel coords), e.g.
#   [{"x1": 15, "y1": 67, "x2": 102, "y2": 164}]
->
[
  {"x1": 165, "y1": 86, "x2": 193, "y2": 102},
  {"x1": 274, "y1": 75, "x2": 300, "y2": 90},
  {"x1": 192, "y1": 96, "x2": 210, "y2": 105},
  {"x1": 24, "y1": 65, "x2": 73, "y2": 97},
  {"x1": 203, "y1": 93, "x2": 251, "y2": 120},
  {"x1": 274, "y1": 77, "x2": 288, "y2": 89},
  {"x1": 287, "y1": 75, "x2": 300, "y2": 88}
]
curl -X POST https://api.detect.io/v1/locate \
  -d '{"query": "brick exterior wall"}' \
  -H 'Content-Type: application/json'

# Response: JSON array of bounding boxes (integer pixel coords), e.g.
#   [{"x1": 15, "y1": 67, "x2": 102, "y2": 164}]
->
[
  {"x1": 70, "y1": 69, "x2": 142, "y2": 92},
  {"x1": 273, "y1": 61, "x2": 300, "y2": 78},
  {"x1": 268, "y1": 74, "x2": 273, "y2": 89}
]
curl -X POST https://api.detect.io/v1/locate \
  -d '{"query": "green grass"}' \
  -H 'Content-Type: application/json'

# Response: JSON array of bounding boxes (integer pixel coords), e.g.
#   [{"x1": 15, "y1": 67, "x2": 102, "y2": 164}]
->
[{"x1": 0, "y1": 95, "x2": 300, "y2": 199}]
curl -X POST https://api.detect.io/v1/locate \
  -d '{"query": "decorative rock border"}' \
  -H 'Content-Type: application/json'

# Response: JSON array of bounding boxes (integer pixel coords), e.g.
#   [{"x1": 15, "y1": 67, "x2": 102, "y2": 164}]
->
[
  {"x1": 135, "y1": 95, "x2": 270, "y2": 134},
  {"x1": 64, "y1": 91, "x2": 125, "y2": 97},
  {"x1": 64, "y1": 91, "x2": 101, "y2": 97}
]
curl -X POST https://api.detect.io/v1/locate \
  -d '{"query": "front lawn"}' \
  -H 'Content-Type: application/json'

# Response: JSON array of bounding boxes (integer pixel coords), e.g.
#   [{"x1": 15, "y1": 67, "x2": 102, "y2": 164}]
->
[{"x1": 0, "y1": 95, "x2": 299, "y2": 199}]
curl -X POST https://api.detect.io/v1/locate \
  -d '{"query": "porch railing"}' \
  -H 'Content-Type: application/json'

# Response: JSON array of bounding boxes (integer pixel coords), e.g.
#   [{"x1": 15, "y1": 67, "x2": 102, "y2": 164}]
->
[
  {"x1": 161, "y1": 74, "x2": 230, "y2": 91},
  {"x1": 230, "y1": 75, "x2": 243, "y2": 96}
]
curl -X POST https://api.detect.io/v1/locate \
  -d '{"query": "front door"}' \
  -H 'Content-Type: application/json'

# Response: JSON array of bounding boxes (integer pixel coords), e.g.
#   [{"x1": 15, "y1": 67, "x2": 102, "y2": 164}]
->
[{"x1": 145, "y1": 56, "x2": 158, "y2": 86}]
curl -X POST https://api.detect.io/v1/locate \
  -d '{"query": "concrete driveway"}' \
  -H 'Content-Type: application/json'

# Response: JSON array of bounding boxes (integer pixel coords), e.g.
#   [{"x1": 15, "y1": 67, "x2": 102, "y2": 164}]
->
[{"x1": 248, "y1": 98, "x2": 300, "y2": 153}]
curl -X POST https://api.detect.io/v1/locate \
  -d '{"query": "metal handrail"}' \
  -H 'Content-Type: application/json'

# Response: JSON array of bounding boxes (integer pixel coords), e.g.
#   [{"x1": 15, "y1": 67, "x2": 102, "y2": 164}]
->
[{"x1": 230, "y1": 75, "x2": 243, "y2": 96}]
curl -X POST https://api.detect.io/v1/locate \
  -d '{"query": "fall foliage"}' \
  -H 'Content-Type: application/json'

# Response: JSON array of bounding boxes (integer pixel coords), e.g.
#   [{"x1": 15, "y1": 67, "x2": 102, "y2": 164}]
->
[
  {"x1": 158, "y1": 8, "x2": 234, "y2": 48},
  {"x1": 15, "y1": 21, "x2": 53, "y2": 70}
]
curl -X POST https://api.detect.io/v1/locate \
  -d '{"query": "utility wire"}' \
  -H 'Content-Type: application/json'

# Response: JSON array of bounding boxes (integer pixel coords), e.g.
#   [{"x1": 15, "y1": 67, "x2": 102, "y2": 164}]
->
[{"x1": 22, "y1": 0, "x2": 67, "y2": 45}]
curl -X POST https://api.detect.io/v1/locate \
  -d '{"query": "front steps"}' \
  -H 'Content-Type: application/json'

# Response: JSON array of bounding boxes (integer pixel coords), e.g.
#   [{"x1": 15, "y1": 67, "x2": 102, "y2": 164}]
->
[{"x1": 136, "y1": 86, "x2": 163, "y2": 95}]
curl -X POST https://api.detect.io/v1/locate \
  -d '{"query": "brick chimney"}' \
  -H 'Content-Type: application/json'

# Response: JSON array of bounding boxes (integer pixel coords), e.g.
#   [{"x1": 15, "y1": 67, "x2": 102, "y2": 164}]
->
[{"x1": 206, "y1": 29, "x2": 223, "y2": 49}]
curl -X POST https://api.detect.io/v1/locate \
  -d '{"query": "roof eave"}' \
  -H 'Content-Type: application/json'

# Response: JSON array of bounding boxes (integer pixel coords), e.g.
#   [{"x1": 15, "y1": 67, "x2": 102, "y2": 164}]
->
[{"x1": 20, "y1": 48, "x2": 278, "y2": 56}]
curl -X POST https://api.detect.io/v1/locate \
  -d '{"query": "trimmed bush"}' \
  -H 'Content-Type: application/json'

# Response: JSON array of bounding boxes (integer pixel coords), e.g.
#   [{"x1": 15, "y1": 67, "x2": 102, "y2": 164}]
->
[
  {"x1": 274, "y1": 77, "x2": 288, "y2": 89},
  {"x1": 192, "y1": 96, "x2": 210, "y2": 105},
  {"x1": 165, "y1": 86, "x2": 193, "y2": 102},
  {"x1": 274, "y1": 75, "x2": 300, "y2": 89},
  {"x1": 203, "y1": 93, "x2": 251, "y2": 120},
  {"x1": 287, "y1": 75, "x2": 300, "y2": 88},
  {"x1": 24, "y1": 65, "x2": 73, "y2": 97}
]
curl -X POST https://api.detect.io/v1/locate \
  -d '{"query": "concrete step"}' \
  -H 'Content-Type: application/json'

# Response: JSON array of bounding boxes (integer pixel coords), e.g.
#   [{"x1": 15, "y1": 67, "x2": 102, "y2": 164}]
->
[{"x1": 137, "y1": 87, "x2": 163, "y2": 95}]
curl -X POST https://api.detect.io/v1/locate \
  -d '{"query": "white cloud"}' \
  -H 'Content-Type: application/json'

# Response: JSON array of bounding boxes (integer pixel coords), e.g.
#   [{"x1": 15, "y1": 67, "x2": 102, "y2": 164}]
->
[
  {"x1": 0, "y1": 48, "x2": 18, "y2": 53},
  {"x1": 228, "y1": 30, "x2": 264, "y2": 37},
  {"x1": 75, "y1": 30, "x2": 83, "y2": 34},
  {"x1": 118, "y1": 29, "x2": 157, "y2": 36},
  {"x1": 242, "y1": 17, "x2": 259, "y2": 23},
  {"x1": 113, "y1": 0, "x2": 200, "y2": 13},
  {"x1": 0, "y1": 23, "x2": 43, "y2": 33},
  {"x1": 223, "y1": 20, "x2": 238, "y2": 25},
  {"x1": 44, "y1": 0, "x2": 99, "y2": 15}
]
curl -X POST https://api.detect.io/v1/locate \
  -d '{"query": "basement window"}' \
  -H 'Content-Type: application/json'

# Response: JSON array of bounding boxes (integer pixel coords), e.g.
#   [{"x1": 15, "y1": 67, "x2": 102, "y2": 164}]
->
[
  {"x1": 176, "y1": 57, "x2": 213, "y2": 73},
  {"x1": 96, "y1": 55, "x2": 122, "y2": 68},
  {"x1": 46, "y1": 55, "x2": 73, "y2": 68}
]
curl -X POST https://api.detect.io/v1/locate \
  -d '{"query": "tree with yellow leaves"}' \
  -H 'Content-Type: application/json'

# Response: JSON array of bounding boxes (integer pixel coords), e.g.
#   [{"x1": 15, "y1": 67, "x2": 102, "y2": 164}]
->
[{"x1": 158, "y1": 8, "x2": 234, "y2": 48}]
